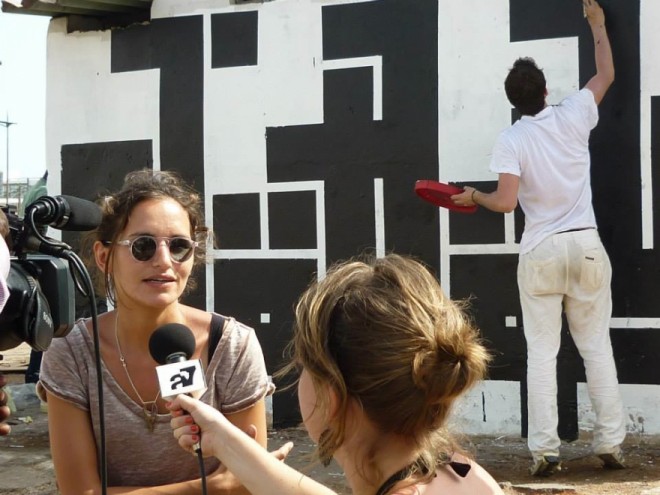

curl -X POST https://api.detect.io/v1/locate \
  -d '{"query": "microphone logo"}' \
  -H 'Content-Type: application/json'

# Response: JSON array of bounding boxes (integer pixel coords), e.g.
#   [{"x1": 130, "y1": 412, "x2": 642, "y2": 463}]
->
[
  {"x1": 171, "y1": 365, "x2": 197, "y2": 389},
  {"x1": 155, "y1": 360, "x2": 207, "y2": 399}
]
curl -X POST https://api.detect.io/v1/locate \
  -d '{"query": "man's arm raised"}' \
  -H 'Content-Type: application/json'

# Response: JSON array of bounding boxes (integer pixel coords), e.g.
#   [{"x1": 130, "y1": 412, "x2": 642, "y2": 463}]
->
[{"x1": 583, "y1": 0, "x2": 614, "y2": 105}]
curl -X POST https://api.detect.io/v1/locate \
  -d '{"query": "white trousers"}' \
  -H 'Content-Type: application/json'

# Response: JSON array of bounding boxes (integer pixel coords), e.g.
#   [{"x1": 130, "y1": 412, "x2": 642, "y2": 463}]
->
[{"x1": 517, "y1": 229, "x2": 625, "y2": 457}]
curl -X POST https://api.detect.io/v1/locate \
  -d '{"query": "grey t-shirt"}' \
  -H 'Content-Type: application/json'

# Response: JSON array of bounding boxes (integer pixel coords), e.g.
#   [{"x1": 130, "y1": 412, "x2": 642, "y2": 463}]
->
[{"x1": 39, "y1": 315, "x2": 274, "y2": 487}]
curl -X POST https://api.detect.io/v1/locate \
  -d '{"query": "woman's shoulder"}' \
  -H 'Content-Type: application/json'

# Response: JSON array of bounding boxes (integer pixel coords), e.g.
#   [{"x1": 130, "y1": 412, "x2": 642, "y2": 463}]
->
[
  {"x1": 212, "y1": 316, "x2": 259, "y2": 355},
  {"x1": 201, "y1": 309, "x2": 254, "y2": 335},
  {"x1": 424, "y1": 456, "x2": 504, "y2": 495},
  {"x1": 48, "y1": 318, "x2": 91, "y2": 350},
  {"x1": 461, "y1": 460, "x2": 505, "y2": 494}
]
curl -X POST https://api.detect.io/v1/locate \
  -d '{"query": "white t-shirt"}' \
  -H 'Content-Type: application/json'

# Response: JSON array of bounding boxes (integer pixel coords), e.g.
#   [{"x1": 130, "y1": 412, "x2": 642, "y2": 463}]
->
[{"x1": 489, "y1": 88, "x2": 599, "y2": 254}]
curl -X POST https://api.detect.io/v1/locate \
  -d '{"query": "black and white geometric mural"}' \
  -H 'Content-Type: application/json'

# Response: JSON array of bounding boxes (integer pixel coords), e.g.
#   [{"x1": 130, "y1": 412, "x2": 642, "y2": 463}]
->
[{"x1": 49, "y1": 0, "x2": 660, "y2": 432}]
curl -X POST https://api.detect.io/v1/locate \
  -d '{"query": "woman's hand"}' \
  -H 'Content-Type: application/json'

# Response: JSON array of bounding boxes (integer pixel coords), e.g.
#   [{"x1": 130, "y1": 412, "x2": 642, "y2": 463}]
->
[
  {"x1": 0, "y1": 209, "x2": 9, "y2": 241},
  {"x1": 168, "y1": 394, "x2": 228, "y2": 458},
  {"x1": 167, "y1": 394, "x2": 294, "y2": 462},
  {"x1": 0, "y1": 373, "x2": 11, "y2": 436}
]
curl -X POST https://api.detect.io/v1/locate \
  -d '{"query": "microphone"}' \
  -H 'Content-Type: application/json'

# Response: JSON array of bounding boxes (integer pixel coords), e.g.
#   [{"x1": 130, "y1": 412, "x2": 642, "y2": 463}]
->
[
  {"x1": 149, "y1": 323, "x2": 207, "y2": 399},
  {"x1": 149, "y1": 323, "x2": 207, "y2": 453},
  {"x1": 25, "y1": 195, "x2": 102, "y2": 231}
]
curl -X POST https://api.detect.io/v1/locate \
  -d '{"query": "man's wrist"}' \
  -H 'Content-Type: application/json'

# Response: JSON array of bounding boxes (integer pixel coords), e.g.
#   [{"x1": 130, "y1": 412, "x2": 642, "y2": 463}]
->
[{"x1": 471, "y1": 189, "x2": 478, "y2": 205}]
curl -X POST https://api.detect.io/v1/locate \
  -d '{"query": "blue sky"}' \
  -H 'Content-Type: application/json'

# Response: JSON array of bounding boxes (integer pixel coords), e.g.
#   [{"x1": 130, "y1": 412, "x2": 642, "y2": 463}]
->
[{"x1": 0, "y1": 10, "x2": 49, "y2": 182}]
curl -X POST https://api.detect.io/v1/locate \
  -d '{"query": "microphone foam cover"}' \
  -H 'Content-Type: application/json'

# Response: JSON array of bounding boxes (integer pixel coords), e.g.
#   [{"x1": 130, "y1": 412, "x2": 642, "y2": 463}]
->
[
  {"x1": 61, "y1": 195, "x2": 102, "y2": 231},
  {"x1": 149, "y1": 323, "x2": 196, "y2": 364}
]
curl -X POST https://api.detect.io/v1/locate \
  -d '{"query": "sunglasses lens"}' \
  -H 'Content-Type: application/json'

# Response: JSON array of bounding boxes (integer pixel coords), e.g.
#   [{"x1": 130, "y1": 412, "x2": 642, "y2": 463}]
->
[
  {"x1": 131, "y1": 236, "x2": 158, "y2": 262},
  {"x1": 169, "y1": 237, "x2": 195, "y2": 262}
]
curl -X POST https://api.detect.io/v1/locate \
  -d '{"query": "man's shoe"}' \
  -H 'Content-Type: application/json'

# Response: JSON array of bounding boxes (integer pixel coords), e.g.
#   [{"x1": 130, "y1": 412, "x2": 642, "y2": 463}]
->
[
  {"x1": 598, "y1": 448, "x2": 625, "y2": 469},
  {"x1": 530, "y1": 454, "x2": 562, "y2": 477}
]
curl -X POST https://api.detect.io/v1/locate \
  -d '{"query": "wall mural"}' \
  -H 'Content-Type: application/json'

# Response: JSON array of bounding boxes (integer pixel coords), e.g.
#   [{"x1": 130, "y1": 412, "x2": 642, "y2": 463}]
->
[{"x1": 49, "y1": 0, "x2": 660, "y2": 433}]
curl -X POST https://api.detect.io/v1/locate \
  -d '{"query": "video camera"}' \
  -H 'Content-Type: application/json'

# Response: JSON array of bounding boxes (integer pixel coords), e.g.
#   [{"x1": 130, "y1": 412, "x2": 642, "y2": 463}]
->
[{"x1": 0, "y1": 195, "x2": 102, "y2": 352}]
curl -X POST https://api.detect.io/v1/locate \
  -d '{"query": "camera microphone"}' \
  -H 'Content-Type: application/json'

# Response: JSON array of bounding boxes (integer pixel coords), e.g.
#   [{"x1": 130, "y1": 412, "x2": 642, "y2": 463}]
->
[{"x1": 26, "y1": 195, "x2": 102, "y2": 231}]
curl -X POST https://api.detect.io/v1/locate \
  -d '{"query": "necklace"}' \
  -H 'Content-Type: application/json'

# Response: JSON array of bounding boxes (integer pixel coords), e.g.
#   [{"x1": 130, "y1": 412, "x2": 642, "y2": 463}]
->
[
  {"x1": 375, "y1": 464, "x2": 415, "y2": 495},
  {"x1": 114, "y1": 314, "x2": 161, "y2": 432}
]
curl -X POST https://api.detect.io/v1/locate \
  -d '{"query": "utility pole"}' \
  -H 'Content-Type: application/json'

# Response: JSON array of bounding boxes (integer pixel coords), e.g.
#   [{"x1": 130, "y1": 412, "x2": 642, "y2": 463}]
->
[{"x1": 0, "y1": 115, "x2": 17, "y2": 206}]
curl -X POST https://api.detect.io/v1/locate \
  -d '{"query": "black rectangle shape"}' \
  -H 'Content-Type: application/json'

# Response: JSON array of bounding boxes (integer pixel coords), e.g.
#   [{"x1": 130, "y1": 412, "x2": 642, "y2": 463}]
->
[
  {"x1": 211, "y1": 11, "x2": 259, "y2": 68},
  {"x1": 213, "y1": 193, "x2": 261, "y2": 249},
  {"x1": 268, "y1": 191, "x2": 317, "y2": 249}
]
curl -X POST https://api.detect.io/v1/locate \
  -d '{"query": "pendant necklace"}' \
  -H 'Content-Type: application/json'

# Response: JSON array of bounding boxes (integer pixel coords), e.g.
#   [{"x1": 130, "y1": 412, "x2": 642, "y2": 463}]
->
[{"x1": 114, "y1": 314, "x2": 161, "y2": 432}]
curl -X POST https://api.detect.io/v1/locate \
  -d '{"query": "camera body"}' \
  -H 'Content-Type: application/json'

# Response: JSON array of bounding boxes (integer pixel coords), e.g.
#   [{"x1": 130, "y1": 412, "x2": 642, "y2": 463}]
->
[
  {"x1": 0, "y1": 255, "x2": 75, "y2": 351},
  {"x1": 0, "y1": 206, "x2": 76, "y2": 352}
]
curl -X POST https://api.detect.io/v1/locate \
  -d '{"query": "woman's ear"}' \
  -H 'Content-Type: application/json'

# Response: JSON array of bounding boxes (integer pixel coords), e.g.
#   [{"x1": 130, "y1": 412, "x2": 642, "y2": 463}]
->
[
  {"x1": 93, "y1": 240, "x2": 110, "y2": 273},
  {"x1": 326, "y1": 384, "x2": 341, "y2": 421}
]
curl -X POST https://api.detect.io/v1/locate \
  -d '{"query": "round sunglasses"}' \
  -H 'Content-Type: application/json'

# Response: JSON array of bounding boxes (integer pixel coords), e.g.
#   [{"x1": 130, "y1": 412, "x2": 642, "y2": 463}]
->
[{"x1": 105, "y1": 235, "x2": 199, "y2": 263}]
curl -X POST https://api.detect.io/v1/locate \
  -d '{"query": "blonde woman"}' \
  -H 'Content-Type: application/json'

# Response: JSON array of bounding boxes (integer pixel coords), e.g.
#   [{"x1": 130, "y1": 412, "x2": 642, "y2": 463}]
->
[{"x1": 170, "y1": 254, "x2": 504, "y2": 494}]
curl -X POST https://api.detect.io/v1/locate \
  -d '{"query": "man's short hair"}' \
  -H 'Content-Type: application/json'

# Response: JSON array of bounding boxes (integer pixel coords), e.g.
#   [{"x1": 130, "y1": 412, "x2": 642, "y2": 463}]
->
[{"x1": 504, "y1": 57, "x2": 546, "y2": 116}]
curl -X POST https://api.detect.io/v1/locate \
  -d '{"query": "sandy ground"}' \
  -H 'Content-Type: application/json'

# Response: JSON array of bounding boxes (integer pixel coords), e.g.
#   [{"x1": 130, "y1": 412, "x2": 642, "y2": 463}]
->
[{"x1": 1, "y1": 371, "x2": 659, "y2": 495}]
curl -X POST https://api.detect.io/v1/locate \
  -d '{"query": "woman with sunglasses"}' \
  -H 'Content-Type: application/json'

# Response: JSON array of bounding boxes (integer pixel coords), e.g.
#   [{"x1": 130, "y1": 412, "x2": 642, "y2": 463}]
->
[
  {"x1": 169, "y1": 254, "x2": 505, "y2": 495},
  {"x1": 38, "y1": 169, "x2": 275, "y2": 494}
]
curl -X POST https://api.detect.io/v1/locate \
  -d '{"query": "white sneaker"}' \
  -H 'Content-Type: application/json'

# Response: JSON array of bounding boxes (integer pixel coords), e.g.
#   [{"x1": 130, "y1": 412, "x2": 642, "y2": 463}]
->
[
  {"x1": 598, "y1": 447, "x2": 625, "y2": 469},
  {"x1": 529, "y1": 454, "x2": 562, "y2": 477}
]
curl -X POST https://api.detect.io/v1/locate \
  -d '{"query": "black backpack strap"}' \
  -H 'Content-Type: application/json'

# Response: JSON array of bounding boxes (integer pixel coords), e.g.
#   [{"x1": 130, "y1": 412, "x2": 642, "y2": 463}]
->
[{"x1": 208, "y1": 313, "x2": 227, "y2": 362}]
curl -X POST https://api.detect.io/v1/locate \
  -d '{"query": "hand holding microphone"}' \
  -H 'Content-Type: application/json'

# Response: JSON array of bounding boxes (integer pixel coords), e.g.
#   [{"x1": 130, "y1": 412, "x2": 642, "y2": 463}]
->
[
  {"x1": 168, "y1": 394, "x2": 225, "y2": 458},
  {"x1": 153, "y1": 321, "x2": 295, "y2": 492},
  {"x1": 149, "y1": 323, "x2": 207, "y2": 452},
  {"x1": 167, "y1": 394, "x2": 294, "y2": 463}
]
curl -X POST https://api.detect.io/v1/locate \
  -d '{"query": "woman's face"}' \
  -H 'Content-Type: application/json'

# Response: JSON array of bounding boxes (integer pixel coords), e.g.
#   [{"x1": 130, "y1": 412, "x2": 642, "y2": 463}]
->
[
  {"x1": 100, "y1": 198, "x2": 195, "y2": 311},
  {"x1": 298, "y1": 368, "x2": 324, "y2": 443}
]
